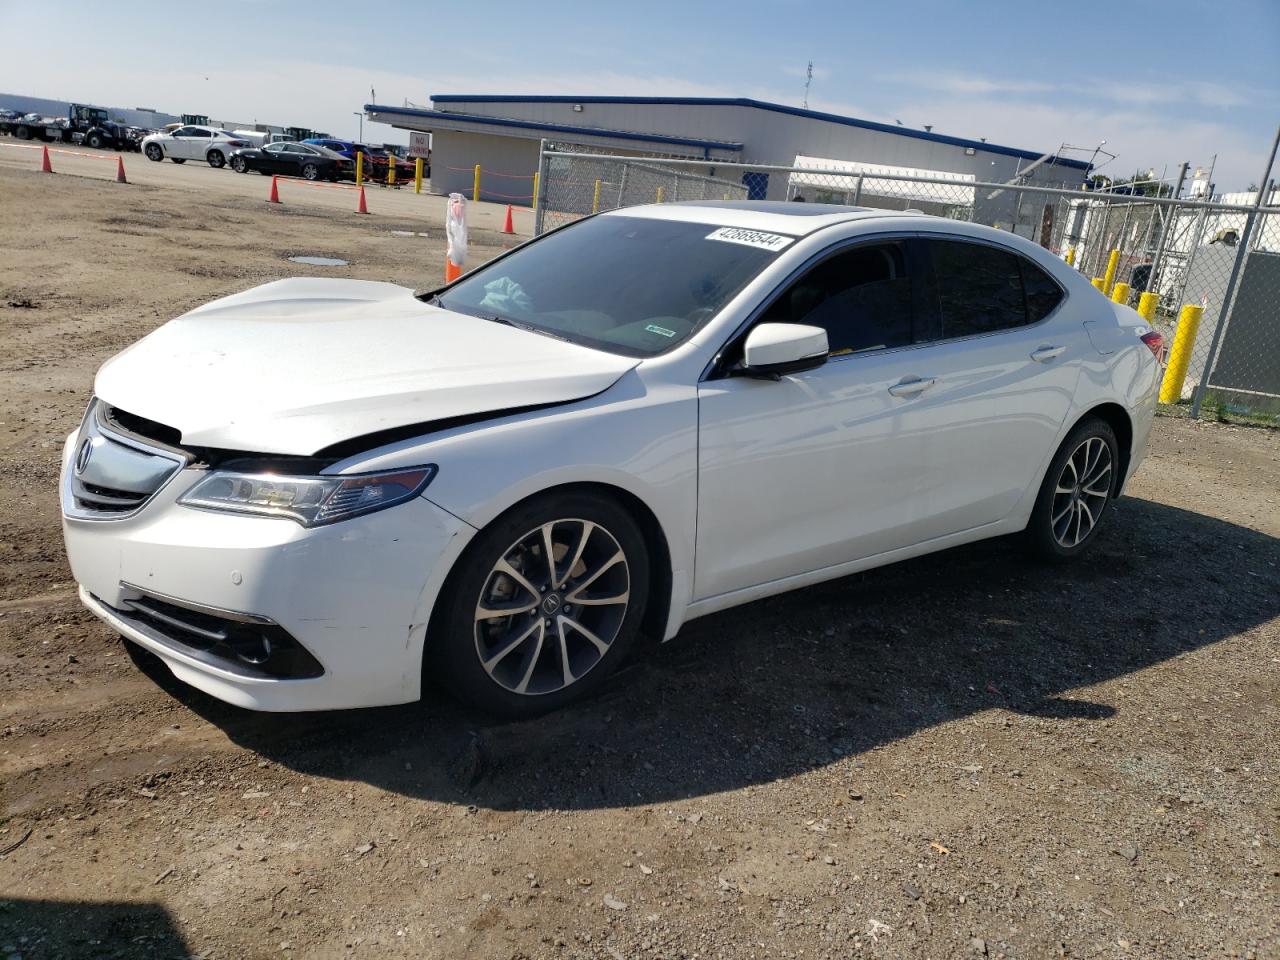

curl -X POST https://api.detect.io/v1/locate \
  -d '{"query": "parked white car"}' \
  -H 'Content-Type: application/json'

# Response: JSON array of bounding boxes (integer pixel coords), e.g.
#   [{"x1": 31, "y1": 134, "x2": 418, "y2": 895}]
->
[
  {"x1": 60, "y1": 202, "x2": 1163, "y2": 717},
  {"x1": 141, "y1": 125, "x2": 250, "y2": 168}
]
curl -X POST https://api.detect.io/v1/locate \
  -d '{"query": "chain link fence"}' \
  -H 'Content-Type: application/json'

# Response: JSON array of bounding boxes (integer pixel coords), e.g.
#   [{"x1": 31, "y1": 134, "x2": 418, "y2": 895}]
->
[{"x1": 534, "y1": 144, "x2": 1280, "y2": 423}]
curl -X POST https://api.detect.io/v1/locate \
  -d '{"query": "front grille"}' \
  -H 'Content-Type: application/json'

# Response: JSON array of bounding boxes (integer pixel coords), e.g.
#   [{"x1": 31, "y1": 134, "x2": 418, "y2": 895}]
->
[
  {"x1": 106, "y1": 591, "x2": 324, "y2": 680},
  {"x1": 63, "y1": 401, "x2": 187, "y2": 520}
]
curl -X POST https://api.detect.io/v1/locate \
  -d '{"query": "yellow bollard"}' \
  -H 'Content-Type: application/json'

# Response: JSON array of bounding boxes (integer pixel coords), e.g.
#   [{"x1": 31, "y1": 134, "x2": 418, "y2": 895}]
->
[
  {"x1": 414, "y1": 157, "x2": 423, "y2": 194},
  {"x1": 1091, "y1": 277, "x2": 1106, "y2": 291},
  {"x1": 1159, "y1": 304, "x2": 1204, "y2": 403},
  {"x1": 531, "y1": 171, "x2": 539, "y2": 211},
  {"x1": 1102, "y1": 248, "x2": 1120, "y2": 294},
  {"x1": 387, "y1": 157, "x2": 395, "y2": 187},
  {"x1": 473, "y1": 164, "x2": 481, "y2": 202},
  {"x1": 1137, "y1": 291, "x2": 1159, "y2": 322},
  {"x1": 1064, "y1": 247, "x2": 1076, "y2": 267},
  {"x1": 1111, "y1": 282, "x2": 1131, "y2": 305},
  {"x1": 656, "y1": 186, "x2": 665, "y2": 203},
  {"x1": 592, "y1": 178, "x2": 601, "y2": 214},
  {"x1": 354, "y1": 151, "x2": 363, "y2": 186}
]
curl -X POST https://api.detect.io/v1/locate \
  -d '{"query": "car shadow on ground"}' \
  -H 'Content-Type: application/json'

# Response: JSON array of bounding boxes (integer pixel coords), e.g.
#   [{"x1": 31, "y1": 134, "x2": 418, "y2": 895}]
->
[
  {"x1": 128, "y1": 496, "x2": 1280, "y2": 811},
  {"x1": 0, "y1": 898, "x2": 189, "y2": 959}
]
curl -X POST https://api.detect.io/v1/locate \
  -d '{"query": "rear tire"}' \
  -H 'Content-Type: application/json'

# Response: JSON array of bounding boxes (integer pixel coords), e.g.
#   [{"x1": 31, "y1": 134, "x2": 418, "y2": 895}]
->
[
  {"x1": 431, "y1": 491, "x2": 651, "y2": 719},
  {"x1": 14, "y1": 125, "x2": 30, "y2": 140},
  {"x1": 207, "y1": 149, "x2": 225, "y2": 168},
  {"x1": 1025, "y1": 416, "x2": 1119, "y2": 562},
  {"x1": 302, "y1": 162, "x2": 319, "y2": 181}
]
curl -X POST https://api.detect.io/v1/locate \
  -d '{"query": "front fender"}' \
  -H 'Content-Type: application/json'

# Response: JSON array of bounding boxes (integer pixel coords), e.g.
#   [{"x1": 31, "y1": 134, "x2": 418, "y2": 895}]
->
[{"x1": 331, "y1": 369, "x2": 700, "y2": 640}]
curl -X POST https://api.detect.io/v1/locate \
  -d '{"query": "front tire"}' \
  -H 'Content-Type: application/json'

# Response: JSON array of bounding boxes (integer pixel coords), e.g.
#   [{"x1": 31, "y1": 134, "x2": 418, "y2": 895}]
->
[
  {"x1": 1026, "y1": 416, "x2": 1119, "y2": 561},
  {"x1": 145, "y1": 143, "x2": 163, "y2": 161},
  {"x1": 207, "y1": 149, "x2": 225, "y2": 168},
  {"x1": 230, "y1": 156, "x2": 248, "y2": 173},
  {"x1": 432, "y1": 492, "x2": 651, "y2": 719},
  {"x1": 86, "y1": 132, "x2": 104, "y2": 149}
]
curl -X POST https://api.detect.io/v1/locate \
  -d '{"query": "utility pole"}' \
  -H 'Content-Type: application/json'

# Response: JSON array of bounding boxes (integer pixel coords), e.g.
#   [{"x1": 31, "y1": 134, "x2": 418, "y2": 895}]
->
[{"x1": 802, "y1": 61, "x2": 813, "y2": 109}]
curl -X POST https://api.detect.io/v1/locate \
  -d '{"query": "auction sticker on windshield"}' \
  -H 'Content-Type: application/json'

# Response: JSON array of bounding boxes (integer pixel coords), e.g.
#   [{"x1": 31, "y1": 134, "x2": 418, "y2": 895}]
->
[{"x1": 705, "y1": 227, "x2": 794, "y2": 251}]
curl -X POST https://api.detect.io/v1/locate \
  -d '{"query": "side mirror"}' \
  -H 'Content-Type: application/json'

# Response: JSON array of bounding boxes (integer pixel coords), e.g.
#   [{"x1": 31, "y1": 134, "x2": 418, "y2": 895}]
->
[{"x1": 741, "y1": 323, "x2": 829, "y2": 379}]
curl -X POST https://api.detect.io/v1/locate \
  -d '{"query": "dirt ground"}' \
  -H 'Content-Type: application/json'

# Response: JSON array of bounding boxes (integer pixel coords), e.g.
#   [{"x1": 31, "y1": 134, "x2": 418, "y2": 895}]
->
[{"x1": 0, "y1": 163, "x2": 1277, "y2": 960}]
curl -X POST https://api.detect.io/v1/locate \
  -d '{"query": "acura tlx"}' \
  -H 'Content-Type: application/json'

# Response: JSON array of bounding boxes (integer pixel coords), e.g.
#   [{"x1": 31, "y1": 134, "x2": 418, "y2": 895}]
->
[{"x1": 60, "y1": 201, "x2": 1163, "y2": 717}]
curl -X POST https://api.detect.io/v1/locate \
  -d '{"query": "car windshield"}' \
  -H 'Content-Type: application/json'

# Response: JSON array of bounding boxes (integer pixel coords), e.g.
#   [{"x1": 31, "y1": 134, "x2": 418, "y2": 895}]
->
[{"x1": 431, "y1": 214, "x2": 787, "y2": 357}]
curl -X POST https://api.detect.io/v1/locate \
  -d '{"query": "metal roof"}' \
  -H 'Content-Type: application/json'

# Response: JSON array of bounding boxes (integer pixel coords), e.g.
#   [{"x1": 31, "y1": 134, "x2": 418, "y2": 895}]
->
[
  {"x1": 362, "y1": 104, "x2": 744, "y2": 154},
  {"x1": 427, "y1": 95, "x2": 1092, "y2": 171}
]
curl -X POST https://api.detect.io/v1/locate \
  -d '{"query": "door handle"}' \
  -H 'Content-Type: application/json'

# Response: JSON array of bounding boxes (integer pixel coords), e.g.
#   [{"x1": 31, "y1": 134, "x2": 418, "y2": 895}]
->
[
  {"x1": 1030, "y1": 345, "x2": 1066, "y2": 363},
  {"x1": 887, "y1": 376, "x2": 936, "y2": 398}
]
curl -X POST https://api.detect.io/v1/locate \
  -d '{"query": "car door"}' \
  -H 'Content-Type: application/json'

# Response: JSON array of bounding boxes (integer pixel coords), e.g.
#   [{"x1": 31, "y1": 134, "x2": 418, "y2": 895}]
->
[
  {"x1": 167, "y1": 126, "x2": 194, "y2": 158},
  {"x1": 185, "y1": 127, "x2": 212, "y2": 159},
  {"x1": 260, "y1": 143, "x2": 289, "y2": 173},
  {"x1": 693, "y1": 233, "x2": 1082, "y2": 602}
]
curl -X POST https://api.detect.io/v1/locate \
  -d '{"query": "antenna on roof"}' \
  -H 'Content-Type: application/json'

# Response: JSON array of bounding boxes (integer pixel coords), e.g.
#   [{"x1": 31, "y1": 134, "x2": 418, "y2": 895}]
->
[{"x1": 802, "y1": 61, "x2": 813, "y2": 109}]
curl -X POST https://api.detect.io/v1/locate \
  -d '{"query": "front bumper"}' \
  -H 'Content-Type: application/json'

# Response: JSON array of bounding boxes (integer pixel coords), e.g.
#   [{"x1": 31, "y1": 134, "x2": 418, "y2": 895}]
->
[{"x1": 60, "y1": 434, "x2": 474, "y2": 711}]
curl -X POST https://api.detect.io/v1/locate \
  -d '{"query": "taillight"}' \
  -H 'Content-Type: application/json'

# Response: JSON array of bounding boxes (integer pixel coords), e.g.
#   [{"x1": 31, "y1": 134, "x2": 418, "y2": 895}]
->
[
  {"x1": 1140, "y1": 330, "x2": 1165, "y2": 363},
  {"x1": 228, "y1": 140, "x2": 248, "y2": 147}
]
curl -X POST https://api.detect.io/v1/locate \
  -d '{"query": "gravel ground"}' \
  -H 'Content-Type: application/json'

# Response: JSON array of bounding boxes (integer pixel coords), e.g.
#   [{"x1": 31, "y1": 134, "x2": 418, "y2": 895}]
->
[{"x1": 0, "y1": 164, "x2": 1277, "y2": 960}]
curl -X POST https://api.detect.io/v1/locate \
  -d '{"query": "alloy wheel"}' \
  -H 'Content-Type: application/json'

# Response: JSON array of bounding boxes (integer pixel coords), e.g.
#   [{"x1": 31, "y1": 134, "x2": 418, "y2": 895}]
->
[
  {"x1": 303, "y1": 163, "x2": 319, "y2": 180},
  {"x1": 474, "y1": 519, "x2": 630, "y2": 696},
  {"x1": 1051, "y1": 436, "x2": 1112, "y2": 548}
]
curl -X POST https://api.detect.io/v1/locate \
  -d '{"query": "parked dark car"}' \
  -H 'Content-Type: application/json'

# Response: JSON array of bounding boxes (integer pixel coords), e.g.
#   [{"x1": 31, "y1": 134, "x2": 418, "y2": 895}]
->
[{"x1": 228, "y1": 142, "x2": 351, "y2": 181}]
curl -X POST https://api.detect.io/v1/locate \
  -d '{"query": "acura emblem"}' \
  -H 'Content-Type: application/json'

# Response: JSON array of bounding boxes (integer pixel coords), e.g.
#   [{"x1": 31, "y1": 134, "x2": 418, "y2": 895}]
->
[{"x1": 74, "y1": 437, "x2": 94, "y2": 475}]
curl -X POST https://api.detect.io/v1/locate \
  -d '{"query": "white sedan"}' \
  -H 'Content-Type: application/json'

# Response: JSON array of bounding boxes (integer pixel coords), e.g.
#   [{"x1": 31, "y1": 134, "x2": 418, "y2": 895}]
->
[
  {"x1": 60, "y1": 202, "x2": 1163, "y2": 717},
  {"x1": 141, "y1": 125, "x2": 251, "y2": 168}
]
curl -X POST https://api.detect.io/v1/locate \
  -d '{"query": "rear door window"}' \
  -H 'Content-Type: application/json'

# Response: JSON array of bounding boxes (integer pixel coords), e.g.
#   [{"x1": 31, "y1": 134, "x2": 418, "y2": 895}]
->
[{"x1": 927, "y1": 239, "x2": 1028, "y2": 338}]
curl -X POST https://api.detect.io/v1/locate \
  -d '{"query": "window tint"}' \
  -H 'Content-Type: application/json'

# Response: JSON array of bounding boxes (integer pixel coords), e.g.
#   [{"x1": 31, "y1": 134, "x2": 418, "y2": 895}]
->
[
  {"x1": 1021, "y1": 258, "x2": 1065, "y2": 322},
  {"x1": 436, "y1": 215, "x2": 781, "y2": 357},
  {"x1": 929, "y1": 240, "x2": 1027, "y2": 337},
  {"x1": 759, "y1": 242, "x2": 913, "y2": 355},
  {"x1": 188, "y1": 128, "x2": 212, "y2": 138},
  {"x1": 172, "y1": 127, "x2": 194, "y2": 137}
]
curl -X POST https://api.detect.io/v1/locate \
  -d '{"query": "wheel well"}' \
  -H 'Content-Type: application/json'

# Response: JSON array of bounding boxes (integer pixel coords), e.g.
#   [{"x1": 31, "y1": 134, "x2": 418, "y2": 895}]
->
[
  {"x1": 431, "y1": 482, "x2": 674, "y2": 650},
  {"x1": 1079, "y1": 402, "x2": 1133, "y2": 492}
]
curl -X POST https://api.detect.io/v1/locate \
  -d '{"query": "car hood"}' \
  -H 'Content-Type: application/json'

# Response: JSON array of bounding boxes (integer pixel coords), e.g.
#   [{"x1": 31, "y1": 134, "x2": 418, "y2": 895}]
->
[{"x1": 95, "y1": 278, "x2": 639, "y2": 456}]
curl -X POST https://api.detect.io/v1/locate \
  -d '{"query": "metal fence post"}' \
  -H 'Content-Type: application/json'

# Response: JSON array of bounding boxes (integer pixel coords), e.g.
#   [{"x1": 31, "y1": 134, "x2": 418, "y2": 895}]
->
[
  {"x1": 852, "y1": 174, "x2": 863, "y2": 205},
  {"x1": 533, "y1": 141, "x2": 551, "y2": 235},
  {"x1": 1189, "y1": 210, "x2": 1256, "y2": 418}
]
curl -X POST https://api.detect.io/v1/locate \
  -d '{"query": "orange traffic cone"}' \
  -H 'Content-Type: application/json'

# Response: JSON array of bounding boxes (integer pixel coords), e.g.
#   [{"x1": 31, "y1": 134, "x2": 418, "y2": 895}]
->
[
  {"x1": 501, "y1": 204, "x2": 514, "y2": 234},
  {"x1": 40, "y1": 145, "x2": 52, "y2": 173},
  {"x1": 267, "y1": 175, "x2": 280, "y2": 204},
  {"x1": 356, "y1": 185, "x2": 368, "y2": 214},
  {"x1": 444, "y1": 260, "x2": 462, "y2": 283},
  {"x1": 115, "y1": 156, "x2": 128, "y2": 184}
]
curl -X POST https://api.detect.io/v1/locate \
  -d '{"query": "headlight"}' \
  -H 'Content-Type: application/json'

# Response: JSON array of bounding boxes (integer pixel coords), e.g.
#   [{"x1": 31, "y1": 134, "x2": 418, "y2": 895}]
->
[{"x1": 178, "y1": 466, "x2": 436, "y2": 526}]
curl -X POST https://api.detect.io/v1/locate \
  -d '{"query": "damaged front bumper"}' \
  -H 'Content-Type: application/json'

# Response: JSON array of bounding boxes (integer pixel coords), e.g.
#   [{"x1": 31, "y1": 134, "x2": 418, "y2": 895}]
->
[{"x1": 60, "y1": 431, "x2": 475, "y2": 711}]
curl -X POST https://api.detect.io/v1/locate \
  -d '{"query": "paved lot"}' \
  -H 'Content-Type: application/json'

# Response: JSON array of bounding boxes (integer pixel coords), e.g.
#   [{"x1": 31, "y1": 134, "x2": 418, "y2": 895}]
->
[{"x1": 0, "y1": 162, "x2": 1277, "y2": 960}]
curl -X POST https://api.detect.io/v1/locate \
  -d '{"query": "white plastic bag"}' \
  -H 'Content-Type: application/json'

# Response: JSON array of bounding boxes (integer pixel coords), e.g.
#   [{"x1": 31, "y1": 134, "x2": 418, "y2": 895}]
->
[{"x1": 445, "y1": 192, "x2": 468, "y2": 269}]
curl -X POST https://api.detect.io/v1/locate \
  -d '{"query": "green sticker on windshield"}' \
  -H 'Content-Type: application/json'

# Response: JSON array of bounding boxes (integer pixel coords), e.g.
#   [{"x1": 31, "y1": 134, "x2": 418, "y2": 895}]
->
[{"x1": 645, "y1": 323, "x2": 677, "y2": 338}]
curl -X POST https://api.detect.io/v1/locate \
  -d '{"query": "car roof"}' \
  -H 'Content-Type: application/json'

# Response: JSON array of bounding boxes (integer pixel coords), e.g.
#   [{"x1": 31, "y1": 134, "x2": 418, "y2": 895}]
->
[{"x1": 602, "y1": 199, "x2": 917, "y2": 236}]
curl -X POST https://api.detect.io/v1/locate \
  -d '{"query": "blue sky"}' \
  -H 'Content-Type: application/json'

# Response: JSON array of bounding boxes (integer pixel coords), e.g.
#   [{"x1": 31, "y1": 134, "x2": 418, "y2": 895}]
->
[{"x1": 1, "y1": 0, "x2": 1276, "y2": 189}]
